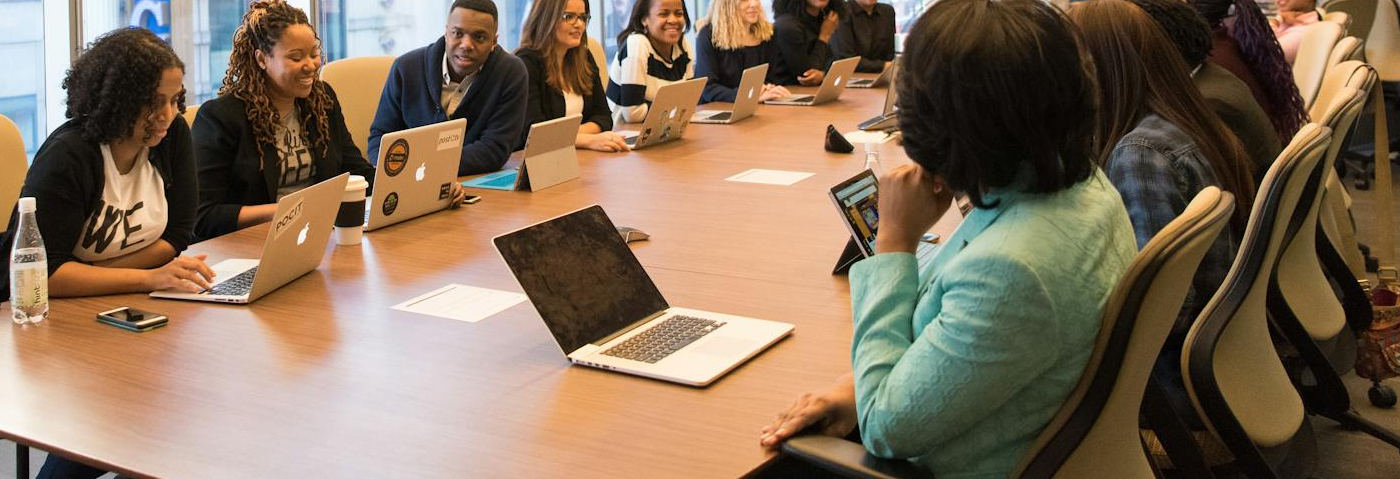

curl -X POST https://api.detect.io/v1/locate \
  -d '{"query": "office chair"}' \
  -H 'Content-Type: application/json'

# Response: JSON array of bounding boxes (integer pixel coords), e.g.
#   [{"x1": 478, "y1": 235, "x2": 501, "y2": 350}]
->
[
  {"x1": 1294, "y1": 21, "x2": 1346, "y2": 110},
  {"x1": 319, "y1": 56, "x2": 395, "y2": 155},
  {"x1": 0, "y1": 113, "x2": 27, "y2": 229}
]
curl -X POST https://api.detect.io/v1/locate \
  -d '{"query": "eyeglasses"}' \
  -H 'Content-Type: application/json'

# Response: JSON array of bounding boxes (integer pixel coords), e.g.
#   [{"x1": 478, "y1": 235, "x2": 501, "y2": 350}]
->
[{"x1": 561, "y1": 12, "x2": 591, "y2": 25}]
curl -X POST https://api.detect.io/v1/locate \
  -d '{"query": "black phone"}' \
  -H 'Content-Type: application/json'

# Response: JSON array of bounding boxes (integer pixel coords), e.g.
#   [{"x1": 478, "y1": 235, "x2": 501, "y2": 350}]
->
[
  {"x1": 463, "y1": 195, "x2": 482, "y2": 205},
  {"x1": 96, "y1": 307, "x2": 168, "y2": 332}
]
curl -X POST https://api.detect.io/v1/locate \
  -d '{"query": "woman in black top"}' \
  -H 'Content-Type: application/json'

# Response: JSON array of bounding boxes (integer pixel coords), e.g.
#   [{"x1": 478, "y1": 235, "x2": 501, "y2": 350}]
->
[
  {"x1": 772, "y1": 0, "x2": 844, "y2": 85},
  {"x1": 831, "y1": 0, "x2": 896, "y2": 73},
  {"x1": 193, "y1": 0, "x2": 376, "y2": 241},
  {"x1": 517, "y1": 0, "x2": 628, "y2": 152},
  {"x1": 694, "y1": 0, "x2": 793, "y2": 104},
  {"x1": 1, "y1": 28, "x2": 213, "y2": 301}
]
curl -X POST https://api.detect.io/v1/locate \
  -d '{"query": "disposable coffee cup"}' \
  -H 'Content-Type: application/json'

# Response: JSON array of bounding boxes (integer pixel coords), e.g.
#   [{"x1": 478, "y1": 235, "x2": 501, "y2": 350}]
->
[{"x1": 334, "y1": 175, "x2": 369, "y2": 245}]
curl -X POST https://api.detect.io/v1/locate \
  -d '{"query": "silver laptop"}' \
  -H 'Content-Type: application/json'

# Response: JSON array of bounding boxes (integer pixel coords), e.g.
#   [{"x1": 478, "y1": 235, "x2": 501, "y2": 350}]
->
[
  {"x1": 494, "y1": 205, "x2": 794, "y2": 386},
  {"x1": 847, "y1": 61, "x2": 894, "y2": 89},
  {"x1": 858, "y1": 65, "x2": 900, "y2": 131},
  {"x1": 462, "y1": 115, "x2": 582, "y2": 192},
  {"x1": 765, "y1": 57, "x2": 860, "y2": 106},
  {"x1": 829, "y1": 169, "x2": 938, "y2": 274},
  {"x1": 365, "y1": 119, "x2": 466, "y2": 231},
  {"x1": 691, "y1": 64, "x2": 768, "y2": 124},
  {"x1": 620, "y1": 77, "x2": 707, "y2": 150},
  {"x1": 151, "y1": 174, "x2": 349, "y2": 304}
]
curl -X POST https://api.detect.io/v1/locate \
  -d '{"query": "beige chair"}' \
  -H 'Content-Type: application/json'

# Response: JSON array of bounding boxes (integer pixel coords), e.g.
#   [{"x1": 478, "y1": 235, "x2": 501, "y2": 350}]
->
[
  {"x1": 1182, "y1": 124, "x2": 1332, "y2": 478},
  {"x1": 181, "y1": 104, "x2": 200, "y2": 130},
  {"x1": 1293, "y1": 21, "x2": 1346, "y2": 109},
  {"x1": 588, "y1": 36, "x2": 608, "y2": 88},
  {"x1": 319, "y1": 56, "x2": 395, "y2": 156},
  {"x1": 1323, "y1": 0, "x2": 1378, "y2": 45},
  {"x1": 0, "y1": 114, "x2": 27, "y2": 228},
  {"x1": 1324, "y1": 10, "x2": 1353, "y2": 33},
  {"x1": 1326, "y1": 36, "x2": 1365, "y2": 68},
  {"x1": 781, "y1": 189, "x2": 1238, "y2": 479},
  {"x1": 1312, "y1": 61, "x2": 1375, "y2": 277}
]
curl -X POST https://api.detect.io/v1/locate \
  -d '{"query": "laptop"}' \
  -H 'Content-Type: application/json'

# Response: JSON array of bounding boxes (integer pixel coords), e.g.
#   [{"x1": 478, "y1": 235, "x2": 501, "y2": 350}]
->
[
  {"x1": 691, "y1": 64, "x2": 768, "y2": 125},
  {"x1": 858, "y1": 66, "x2": 900, "y2": 131},
  {"x1": 152, "y1": 174, "x2": 349, "y2": 304},
  {"x1": 765, "y1": 57, "x2": 860, "y2": 106},
  {"x1": 619, "y1": 77, "x2": 707, "y2": 150},
  {"x1": 494, "y1": 205, "x2": 794, "y2": 386},
  {"x1": 828, "y1": 169, "x2": 939, "y2": 274},
  {"x1": 461, "y1": 115, "x2": 582, "y2": 192},
  {"x1": 847, "y1": 61, "x2": 894, "y2": 89},
  {"x1": 365, "y1": 118, "x2": 466, "y2": 231}
]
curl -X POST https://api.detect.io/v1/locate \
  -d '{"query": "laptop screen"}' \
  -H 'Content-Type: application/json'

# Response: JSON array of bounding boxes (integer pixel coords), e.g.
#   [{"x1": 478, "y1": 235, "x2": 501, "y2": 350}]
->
[
  {"x1": 830, "y1": 170, "x2": 880, "y2": 257},
  {"x1": 494, "y1": 205, "x2": 670, "y2": 354}
]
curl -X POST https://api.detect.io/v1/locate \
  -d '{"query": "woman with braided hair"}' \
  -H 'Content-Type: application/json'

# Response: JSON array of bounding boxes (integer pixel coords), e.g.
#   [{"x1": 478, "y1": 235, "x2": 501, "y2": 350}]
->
[
  {"x1": 1192, "y1": 0, "x2": 1309, "y2": 142},
  {"x1": 192, "y1": 0, "x2": 377, "y2": 241}
]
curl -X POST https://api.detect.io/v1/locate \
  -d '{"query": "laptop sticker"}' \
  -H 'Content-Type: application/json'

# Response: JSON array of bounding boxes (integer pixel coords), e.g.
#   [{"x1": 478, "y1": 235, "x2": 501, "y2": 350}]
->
[
  {"x1": 383, "y1": 192, "x2": 399, "y2": 216},
  {"x1": 272, "y1": 197, "x2": 305, "y2": 242},
  {"x1": 384, "y1": 139, "x2": 410, "y2": 177},
  {"x1": 437, "y1": 129, "x2": 463, "y2": 151},
  {"x1": 439, "y1": 183, "x2": 450, "y2": 200}
]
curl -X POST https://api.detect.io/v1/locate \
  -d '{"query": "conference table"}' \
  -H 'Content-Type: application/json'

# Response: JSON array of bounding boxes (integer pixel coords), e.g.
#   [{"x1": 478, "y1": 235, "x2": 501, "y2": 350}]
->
[{"x1": 0, "y1": 81, "x2": 948, "y2": 478}]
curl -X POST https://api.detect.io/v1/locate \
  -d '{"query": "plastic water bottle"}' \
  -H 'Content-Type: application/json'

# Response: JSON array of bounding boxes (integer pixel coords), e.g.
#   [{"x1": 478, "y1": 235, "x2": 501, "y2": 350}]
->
[
  {"x1": 10, "y1": 197, "x2": 48, "y2": 324},
  {"x1": 864, "y1": 142, "x2": 882, "y2": 175}
]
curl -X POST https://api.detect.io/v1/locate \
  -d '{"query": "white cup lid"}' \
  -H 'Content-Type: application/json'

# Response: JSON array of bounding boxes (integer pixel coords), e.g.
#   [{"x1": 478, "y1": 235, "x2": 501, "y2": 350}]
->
[
  {"x1": 346, "y1": 175, "x2": 369, "y2": 191},
  {"x1": 17, "y1": 197, "x2": 35, "y2": 213}
]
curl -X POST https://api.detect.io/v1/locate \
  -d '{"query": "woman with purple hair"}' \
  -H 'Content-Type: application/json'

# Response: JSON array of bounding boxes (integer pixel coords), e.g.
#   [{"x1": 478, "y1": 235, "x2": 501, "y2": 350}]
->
[{"x1": 1193, "y1": 0, "x2": 1308, "y2": 141}]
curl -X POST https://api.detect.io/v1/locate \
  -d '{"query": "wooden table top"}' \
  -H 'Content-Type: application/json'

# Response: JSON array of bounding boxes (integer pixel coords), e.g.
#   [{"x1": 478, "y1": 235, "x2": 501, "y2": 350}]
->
[{"x1": 0, "y1": 83, "x2": 947, "y2": 478}]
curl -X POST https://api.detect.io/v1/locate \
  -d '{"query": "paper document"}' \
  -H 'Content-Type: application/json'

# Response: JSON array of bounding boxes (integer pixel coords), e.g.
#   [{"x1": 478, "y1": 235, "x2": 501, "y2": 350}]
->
[
  {"x1": 392, "y1": 284, "x2": 526, "y2": 323},
  {"x1": 844, "y1": 130, "x2": 897, "y2": 145},
  {"x1": 725, "y1": 169, "x2": 815, "y2": 186}
]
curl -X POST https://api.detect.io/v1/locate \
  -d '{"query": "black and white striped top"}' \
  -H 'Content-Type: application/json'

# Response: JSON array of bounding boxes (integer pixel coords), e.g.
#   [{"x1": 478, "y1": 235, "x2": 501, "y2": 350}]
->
[{"x1": 606, "y1": 33, "x2": 695, "y2": 124}]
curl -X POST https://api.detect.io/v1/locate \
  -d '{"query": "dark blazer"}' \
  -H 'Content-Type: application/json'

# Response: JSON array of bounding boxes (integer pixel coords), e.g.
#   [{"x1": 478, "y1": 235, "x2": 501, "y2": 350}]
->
[
  {"x1": 0, "y1": 117, "x2": 198, "y2": 291},
  {"x1": 831, "y1": 2, "x2": 896, "y2": 73},
  {"x1": 772, "y1": 12, "x2": 836, "y2": 84},
  {"x1": 369, "y1": 40, "x2": 529, "y2": 176},
  {"x1": 191, "y1": 84, "x2": 376, "y2": 241},
  {"x1": 515, "y1": 47, "x2": 613, "y2": 146},
  {"x1": 1194, "y1": 61, "x2": 1283, "y2": 184},
  {"x1": 694, "y1": 25, "x2": 785, "y2": 104}
]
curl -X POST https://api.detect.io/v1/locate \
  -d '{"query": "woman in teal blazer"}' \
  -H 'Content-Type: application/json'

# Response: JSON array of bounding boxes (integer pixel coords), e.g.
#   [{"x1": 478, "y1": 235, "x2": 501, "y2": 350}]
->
[{"x1": 759, "y1": 1, "x2": 1138, "y2": 477}]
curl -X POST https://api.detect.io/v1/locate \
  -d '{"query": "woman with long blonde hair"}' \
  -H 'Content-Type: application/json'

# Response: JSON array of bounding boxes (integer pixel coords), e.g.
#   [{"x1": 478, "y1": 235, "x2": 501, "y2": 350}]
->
[
  {"x1": 517, "y1": 0, "x2": 627, "y2": 152},
  {"x1": 192, "y1": 0, "x2": 377, "y2": 240},
  {"x1": 694, "y1": 0, "x2": 791, "y2": 104}
]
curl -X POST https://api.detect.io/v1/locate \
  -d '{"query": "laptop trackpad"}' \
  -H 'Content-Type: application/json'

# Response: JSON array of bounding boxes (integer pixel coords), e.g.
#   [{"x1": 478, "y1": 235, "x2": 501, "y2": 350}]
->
[
  {"x1": 210, "y1": 258, "x2": 260, "y2": 282},
  {"x1": 689, "y1": 335, "x2": 761, "y2": 358}
]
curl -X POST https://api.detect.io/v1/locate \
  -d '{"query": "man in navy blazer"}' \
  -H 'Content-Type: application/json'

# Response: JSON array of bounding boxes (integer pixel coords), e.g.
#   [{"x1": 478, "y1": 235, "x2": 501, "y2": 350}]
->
[{"x1": 369, "y1": 0, "x2": 528, "y2": 176}]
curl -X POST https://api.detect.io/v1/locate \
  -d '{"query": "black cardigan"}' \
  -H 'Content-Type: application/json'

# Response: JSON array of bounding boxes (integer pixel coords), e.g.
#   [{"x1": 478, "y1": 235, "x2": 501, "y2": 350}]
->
[
  {"x1": 192, "y1": 84, "x2": 376, "y2": 241},
  {"x1": 772, "y1": 12, "x2": 836, "y2": 85},
  {"x1": 515, "y1": 47, "x2": 613, "y2": 147},
  {"x1": 0, "y1": 117, "x2": 199, "y2": 291}
]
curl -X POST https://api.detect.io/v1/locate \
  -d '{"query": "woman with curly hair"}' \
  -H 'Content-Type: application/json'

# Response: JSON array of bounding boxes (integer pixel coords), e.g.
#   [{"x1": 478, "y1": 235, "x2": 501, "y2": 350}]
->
[
  {"x1": 1193, "y1": 0, "x2": 1309, "y2": 141},
  {"x1": 693, "y1": 0, "x2": 792, "y2": 103},
  {"x1": 771, "y1": 0, "x2": 844, "y2": 85},
  {"x1": 7, "y1": 27, "x2": 214, "y2": 479},
  {"x1": 192, "y1": 0, "x2": 377, "y2": 240},
  {"x1": 517, "y1": 0, "x2": 628, "y2": 152}
]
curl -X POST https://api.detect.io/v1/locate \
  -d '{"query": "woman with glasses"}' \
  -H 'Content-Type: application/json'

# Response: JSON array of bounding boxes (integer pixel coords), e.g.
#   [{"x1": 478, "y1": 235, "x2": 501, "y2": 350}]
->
[
  {"x1": 606, "y1": 0, "x2": 695, "y2": 124},
  {"x1": 517, "y1": 0, "x2": 627, "y2": 152},
  {"x1": 693, "y1": 0, "x2": 792, "y2": 104}
]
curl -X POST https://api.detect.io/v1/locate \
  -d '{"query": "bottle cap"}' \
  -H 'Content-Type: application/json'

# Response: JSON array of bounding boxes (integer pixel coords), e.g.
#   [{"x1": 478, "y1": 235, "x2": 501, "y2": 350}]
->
[{"x1": 17, "y1": 197, "x2": 35, "y2": 213}]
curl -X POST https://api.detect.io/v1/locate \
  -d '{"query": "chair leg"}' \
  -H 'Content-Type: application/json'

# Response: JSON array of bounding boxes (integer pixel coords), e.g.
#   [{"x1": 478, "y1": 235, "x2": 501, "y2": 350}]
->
[
  {"x1": 16, "y1": 444, "x2": 27, "y2": 479},
  {"x1": 1320, "y1": 408, "x2": 1400, "y2": 451}
]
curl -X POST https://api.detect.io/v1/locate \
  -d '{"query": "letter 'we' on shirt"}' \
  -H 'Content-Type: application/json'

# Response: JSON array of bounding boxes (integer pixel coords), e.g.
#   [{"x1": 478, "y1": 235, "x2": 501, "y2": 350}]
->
[{"x1": 74, "y1": 144, "x2": 169, "y2": 263}]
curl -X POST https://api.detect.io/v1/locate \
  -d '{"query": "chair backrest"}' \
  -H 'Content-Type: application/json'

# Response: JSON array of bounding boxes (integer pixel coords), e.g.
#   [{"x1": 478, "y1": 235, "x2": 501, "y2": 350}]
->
[
  {"x1": 1295, "y1": 21, "x2": 1346, "y2": 109},
  {"x1": 1310, "y1": 60, "x2": 1374, "y2": 122},
  {"x1": 0, "y1": 114, "x2": 27, "y2": 229},
  {"x1": 1368, "y1": 0, "x2": 1400, "y2": 80},
  {"x1": 182, "y1": 104, "x2": 200, "y2": 131},
  {"x1": 1182, "y1": 124, "x2": 1332, "y2": 477},
  {"x1": 1015, "y1": 188, "x2": 1236, "y2": 479},
  {"x1": 319, "y1": 56, "x2": 395, "y2": 156},
  {"x1": 1311, "y1": 61, "x2": 1376, "y2": 275},
  {"x1": 1327, "y1": 36, "x2": 1365, "y2": 71},
  {"x1": 1324, "y1": 0, "x2": 1378, "y2": 44},
  {"x1": 1324, "y1": 10, "x2": 1353, "y2": 32},
  {"x1": 588, "y1": 36, "x2": 608, "y2": 87}
]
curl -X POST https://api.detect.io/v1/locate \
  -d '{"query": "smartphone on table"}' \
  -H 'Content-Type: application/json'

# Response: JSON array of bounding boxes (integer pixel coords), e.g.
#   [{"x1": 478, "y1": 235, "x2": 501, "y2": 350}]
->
[{"x1": 96, "y1": 307, "x2": 168, "y2": 332}]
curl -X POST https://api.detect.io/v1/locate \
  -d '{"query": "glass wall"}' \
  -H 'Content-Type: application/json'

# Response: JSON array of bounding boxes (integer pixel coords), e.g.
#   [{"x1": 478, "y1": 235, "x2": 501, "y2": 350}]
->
[
  {"x1": 0, "y1": 0, "x2": 46, "y2": 158},
  {"x1": 318, "y1": 0, "x2": 535, "y2": 62}
]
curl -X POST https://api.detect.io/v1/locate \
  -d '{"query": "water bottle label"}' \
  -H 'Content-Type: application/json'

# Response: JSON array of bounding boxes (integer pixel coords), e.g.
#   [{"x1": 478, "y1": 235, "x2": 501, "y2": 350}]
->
[{"x1": 11, "y1": 262, "x2": 48, "y2": 310}]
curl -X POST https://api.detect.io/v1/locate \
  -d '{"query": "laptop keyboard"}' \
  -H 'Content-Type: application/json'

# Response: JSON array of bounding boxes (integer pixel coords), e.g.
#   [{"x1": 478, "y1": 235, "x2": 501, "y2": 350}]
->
[
  {"x1": 782, "y1": 95, "x2": 815, "y2": 103},
  {"x1": 601, "y1": 315, "x2": 726, "y2": 363},
  {"x1": 206, "y1": 266, "x2": 258, "y2": 296},
  {"x1": 625, "y1": 135, "x2": 638, "y2": 147}
]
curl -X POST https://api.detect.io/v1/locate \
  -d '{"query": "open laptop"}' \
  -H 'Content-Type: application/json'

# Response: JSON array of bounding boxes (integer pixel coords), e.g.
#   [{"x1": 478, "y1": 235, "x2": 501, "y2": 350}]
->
[
  {"x1": 365, "y1": 118, "x2": 466, "y2": 231},
  {"x1": 765, "y1": 57, "x2": 860, "y2": 106},
  {"x1": 461, "y1": 115, "x2": 581, "y2": 192},
  {"x1": 829, "y1": 169, "x2": 939, "y2": 274},
  {"x1": 858, "y1": 66, "x2": 900, "y2": 131},
  {"x1": 691, "y1": 64, "x2": 767, "y2": 125},
  {"x1": 494, "y1": 205, "x2": 794, "y2": 386},
  {"x1": 152, "y1": 174, "x2": 349, "y2": 304},
  {"x1": 619, "y1": 77, "x2": 707, "y2": 150},
  {"x1": 847, "y1": 61, "x2": 894, "y2": 89}
]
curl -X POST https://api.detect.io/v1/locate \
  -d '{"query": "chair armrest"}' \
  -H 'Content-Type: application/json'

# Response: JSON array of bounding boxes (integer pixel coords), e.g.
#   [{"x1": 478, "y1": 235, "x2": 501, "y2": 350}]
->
[{"x1": 780, "y1": 435, "x2": 935, "y2": 479}]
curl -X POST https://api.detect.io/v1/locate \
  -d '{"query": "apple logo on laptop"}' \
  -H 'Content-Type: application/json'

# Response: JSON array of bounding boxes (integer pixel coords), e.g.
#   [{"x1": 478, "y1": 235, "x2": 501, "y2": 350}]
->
[
  {"x1": 415, "y1": 164, "x2": 426, "y2": 182},
  {"x1": 296, "y1": 223, "x2": 309, "y2": 245},
  {"x1": 747, "y1": 88, "x2": 755, "y2": 100},
  {"x1": 835, "y1": 76, "x2": 843, "y2": 87}
]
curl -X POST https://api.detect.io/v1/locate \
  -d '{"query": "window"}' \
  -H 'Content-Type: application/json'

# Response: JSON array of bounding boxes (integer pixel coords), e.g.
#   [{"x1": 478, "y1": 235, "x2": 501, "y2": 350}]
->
[
  {"x1": 0, "y1": 0, "x2": 45, "y2": 159},
  {"x1": 318, "y1": 0, "x2": 535, "y2": 62}
]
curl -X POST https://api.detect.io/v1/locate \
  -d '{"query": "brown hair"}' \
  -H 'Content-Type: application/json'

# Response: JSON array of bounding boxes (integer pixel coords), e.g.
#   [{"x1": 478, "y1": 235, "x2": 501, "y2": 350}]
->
[
  {"x1": 220, "y1": 0, "x2": 332, "y2": 160},
  {"x1": 519, "y1": 0, "x2": 596, "y2": 96},
  {"x1": 1069, "y1": 0, "x2": 1254, "y2": 228}
]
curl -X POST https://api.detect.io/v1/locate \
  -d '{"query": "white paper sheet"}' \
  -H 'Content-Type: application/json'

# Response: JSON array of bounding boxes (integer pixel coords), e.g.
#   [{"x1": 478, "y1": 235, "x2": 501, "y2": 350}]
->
[
  {"x1": 843, "y1": 130, "x2": 897, "y2": 145},
  {"x1": 392, "y1": 284, "x2": 526, "y2": 323},
  {"x1": 725, "y1": 169, "x2": 815, "y2": 186}
]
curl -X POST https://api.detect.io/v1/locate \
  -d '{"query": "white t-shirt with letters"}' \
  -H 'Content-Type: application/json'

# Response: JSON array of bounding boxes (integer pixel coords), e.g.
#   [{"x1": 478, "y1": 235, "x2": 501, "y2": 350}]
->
[{"x1": 73, "y1": 144, "x2": 168, "y2": 263}]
